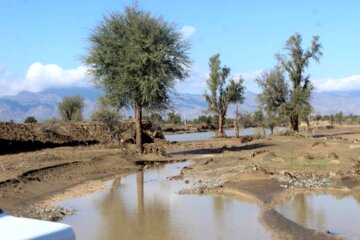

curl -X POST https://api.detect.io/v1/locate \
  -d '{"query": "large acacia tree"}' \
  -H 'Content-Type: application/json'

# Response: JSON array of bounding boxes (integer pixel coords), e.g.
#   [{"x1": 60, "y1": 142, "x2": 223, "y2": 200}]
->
[
  {"x1": 204, "y1": 54, "x2": 245, "y2": 137},
  {"x1": 84, "y1": 6, "x2": 191, "y2": 153},
  {"x1": 276, "y1": 33, "x2": 322, "y2": 132}
]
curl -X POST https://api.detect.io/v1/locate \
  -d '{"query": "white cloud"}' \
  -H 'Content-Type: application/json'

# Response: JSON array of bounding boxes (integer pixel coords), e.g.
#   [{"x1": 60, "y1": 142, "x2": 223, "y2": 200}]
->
[
  {"x1": 180, "y1": 26, "x2": 196, "y2": 38},
  {"x1": 0, "y1": 62, "x2": 90, "y2": 96},
  {"x1": 315, "y1": 74, "x2": 360, "y2": 91}
]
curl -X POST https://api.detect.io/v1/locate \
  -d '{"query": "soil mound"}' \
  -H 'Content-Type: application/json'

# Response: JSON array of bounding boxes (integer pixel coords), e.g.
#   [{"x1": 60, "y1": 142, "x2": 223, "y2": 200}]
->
[{"x1": 0, "y1": 120, "x2": 163, "y2": 154}]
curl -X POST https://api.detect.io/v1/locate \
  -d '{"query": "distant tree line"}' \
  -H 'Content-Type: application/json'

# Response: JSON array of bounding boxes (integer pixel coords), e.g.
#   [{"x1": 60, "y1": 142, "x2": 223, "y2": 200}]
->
[{"x1": 313, "y1": 112, "x2": 360, "y2": 125}]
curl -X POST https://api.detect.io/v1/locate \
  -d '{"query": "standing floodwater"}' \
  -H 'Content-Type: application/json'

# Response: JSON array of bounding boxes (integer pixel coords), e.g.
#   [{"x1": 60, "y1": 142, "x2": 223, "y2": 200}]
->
[
  {"x1": 276, "y1": 192, "x2": 360, "y2": 240},
  {"x1": 165, "y1": 128, "x2": 273, "y2": 142},
  {"x1": 60, "y1": 162, "x2": 271, "y2": 240}
]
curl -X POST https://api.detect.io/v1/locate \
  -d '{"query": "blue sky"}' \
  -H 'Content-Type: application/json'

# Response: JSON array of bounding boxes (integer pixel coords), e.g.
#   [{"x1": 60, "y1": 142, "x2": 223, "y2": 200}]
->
[{"x1": 1, "y1": 0, "x2": 360, "y2": 95}]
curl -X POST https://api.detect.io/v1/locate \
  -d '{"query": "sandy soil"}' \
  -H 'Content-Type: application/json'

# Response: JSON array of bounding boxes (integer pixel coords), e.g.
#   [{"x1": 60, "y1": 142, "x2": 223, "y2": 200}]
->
[{"x1": 0, "y1": 125, "x2": 360, "y2": 239}]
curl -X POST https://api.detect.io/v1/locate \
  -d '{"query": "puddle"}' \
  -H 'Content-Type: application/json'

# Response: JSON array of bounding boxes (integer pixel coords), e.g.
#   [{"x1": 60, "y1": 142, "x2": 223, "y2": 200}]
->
[
  {"x1": 60, "y1": 162, "x2": 271, "y2": 240},
  {"x1": 276, "y1": 192, "x2": 360, "y2": 240},
  {"x1": 165, "y1": 128, "x2": 272, "y2": 142}
]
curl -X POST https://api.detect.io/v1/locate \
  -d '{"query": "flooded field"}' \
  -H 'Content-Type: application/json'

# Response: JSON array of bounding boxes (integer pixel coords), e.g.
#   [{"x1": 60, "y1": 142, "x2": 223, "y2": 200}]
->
[
  {"x1": 60, "y1": 162, "x2": 272, "y2": 240},
  {"x1": 165, "y1": 128, "x2": 272, "y2": 142},
  {"x1": 276, "y1": 192, "x2": 360, "y2": 240}
]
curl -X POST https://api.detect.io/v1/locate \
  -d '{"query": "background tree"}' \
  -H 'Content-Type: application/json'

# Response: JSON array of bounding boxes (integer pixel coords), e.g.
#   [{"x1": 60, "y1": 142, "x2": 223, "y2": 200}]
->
[
  {"x1": 253, "y1": 109, "x2": 265, "y2": 128},
  {"x1": 58, "y1": 96, "x2": 84, "y2": 122},
  {"x1": 239, "y1": 112, "x2": 253, "y2": 128},
  {"x1": 335, "y1": 111, "x2": 344, "y2": 125},
  {"x1": 277, "y1": 33, "x2": 322, "y2": 132},
  {"x1": 91, "y1": 103, "x2": 123, "y2": 139},
  {"x1": 315, "y1": 113, "x2": 322, "y2": 127},
  {"x1": 253, "y1": 109, "x2": 267, "y2": 137},
  {"x1": 167, "y1": 112, "x2": 181, "y2": 125},
  {"x1": 256, "y1": 66, "x2": 288, "y2": 134},
  {"x1": 144, "y1": 112, "x2": 163, "y2": 130},
  {"x1": 196, "y1": 115, "x2": 212, "y2": 125},
  {"x1": 91, "y1": 106, "x2": 122, "y2": 125},
  {"x1": 300, "y1": 104, "x2": 312, "y2": 128},
  {"x1": 204, "y1": 54, "x2": 245, "y2": 137},
  {"x1": 145, "y1": 113, "x2": 163, "y2": 124},
  {"x1": 24, "y1": 116, "x2": 37, "y2": 124},
  {"x1": 212, "y1": 114, "x2": 219, "y2": 130},
  {"x1": 84, "y1": 5, "x2": 190, "y2": 153},
  {"x1": 233, "y1": 106, "x2": 240, "y2": 138},
  {"x1": 330, "y1": 114, "x2": 335, "y2": 126}
]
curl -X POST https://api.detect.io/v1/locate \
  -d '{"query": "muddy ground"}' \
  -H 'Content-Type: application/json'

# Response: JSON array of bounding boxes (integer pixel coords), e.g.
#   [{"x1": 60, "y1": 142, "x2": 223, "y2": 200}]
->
[{"x1": 1, "y1": 125, "x2": 360, "y2": 239}]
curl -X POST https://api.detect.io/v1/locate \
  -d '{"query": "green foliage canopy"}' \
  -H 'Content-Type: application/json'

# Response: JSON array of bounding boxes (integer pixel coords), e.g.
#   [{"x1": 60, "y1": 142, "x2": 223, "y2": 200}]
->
[
  {"x1": 276, "y1": 33, "x2": 322, "y2": 131},
  {"x1": 58, "y1": 96, "x2": 84, "y2": 122},
  {"x1": 167, "y1": 112, "x2": 181, "y2": 125},
  {"x1": 91, "y1": 106, "x2": 122, "y2": 125},
  {"x1": 84, "y1": 5, "x2": 191, "y2": 111},
  {"x1": 256, "y1": 66, "x2": 289, "y2": 132},
  {"x1": 256, "y1": 66, "x2": 288, "y2": 114},
  {"x1": 24, "y1": 116, "x2": 38, "y2": 124},
  {"x1": 204, "y1": 54, "x2": 245, "y2": 135}
]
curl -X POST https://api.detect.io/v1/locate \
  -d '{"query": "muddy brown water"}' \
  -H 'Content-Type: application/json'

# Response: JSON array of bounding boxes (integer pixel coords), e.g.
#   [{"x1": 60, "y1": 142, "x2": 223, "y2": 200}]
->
[
  {"x1": 59, "y1": 162, "x2": 272, "y2": 240},
  {"x1": 276, "y1": 192, "x2": 360, "y2": 240}
]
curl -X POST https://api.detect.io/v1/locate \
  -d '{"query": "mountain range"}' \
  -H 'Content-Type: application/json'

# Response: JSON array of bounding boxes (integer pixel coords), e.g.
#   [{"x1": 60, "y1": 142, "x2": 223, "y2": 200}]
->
[{"x1": 0, "y1": 87, "x2": 359, "y2": 122}]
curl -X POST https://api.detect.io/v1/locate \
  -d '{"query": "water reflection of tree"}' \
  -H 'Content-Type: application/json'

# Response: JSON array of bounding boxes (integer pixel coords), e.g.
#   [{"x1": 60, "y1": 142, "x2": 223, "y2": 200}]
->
[
  {"x1": 293, "y1": 193, "x2": 325, "y2": 230},
  {"x1": 332, "y1": 190, "x2": 360, "y2": 204},
  {"x1": 212, "y1": 196, "x2": 225, "y2": 228},
  {"x1": 95, "y1": 171, "x2": 176, "y2": 240}
]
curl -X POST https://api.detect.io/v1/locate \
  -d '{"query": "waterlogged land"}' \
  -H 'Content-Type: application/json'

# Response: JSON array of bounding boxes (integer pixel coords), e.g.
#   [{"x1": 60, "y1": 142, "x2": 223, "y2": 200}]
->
[
  {"x1": 59, "y1": 162, "x2": 272, "y2": 240},
  {"x1": 0, "y1": 125, "x2": 360, "y2": 239}
]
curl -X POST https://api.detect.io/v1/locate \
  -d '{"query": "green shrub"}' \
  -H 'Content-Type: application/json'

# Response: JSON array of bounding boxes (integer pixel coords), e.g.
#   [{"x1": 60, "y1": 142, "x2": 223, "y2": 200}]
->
[
  {"x1": 24, "y1": 116, "x2": 37, "y2": 123},
  {"x1": 58, "y1": 96, "x2": 84, "y2": 122}
]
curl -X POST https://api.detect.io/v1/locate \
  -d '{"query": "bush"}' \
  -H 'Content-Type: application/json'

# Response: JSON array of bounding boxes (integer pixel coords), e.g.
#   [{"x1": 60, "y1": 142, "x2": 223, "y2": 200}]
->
[
  {"x1": 193, "y1": 115, "x2": 212, "y2": 125},
  {"x1": 91, "y1": 106, "x2": 123, "y2": 139},
  {"x1": 91, "y1": 107, "x2": 122, "y2": 125},
  {"x1": 167, "y1": 112, "x2": 181, "y2": 125},
  {"x1": 239, "y1": 112, "x2": 254, "y2": 128},
  {"x1": 58, "y1": 96, "x2": 84, "y2": 122},
  {"x1": 144, "y1": 113, "x2": 163, "y2": 130},
  {"x1": 24, "y1": 116, "x2": 37, "y2": 123}
]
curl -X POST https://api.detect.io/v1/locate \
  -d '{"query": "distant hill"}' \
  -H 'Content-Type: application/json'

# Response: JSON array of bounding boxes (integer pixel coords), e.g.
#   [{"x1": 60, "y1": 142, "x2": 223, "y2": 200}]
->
[
  {"x1": 171, "y1": 92, "x2": 258, "y2": 119},
  {"x1": 311, "y1": 91, "x2": 360, "y2": 115},
  {"x1": 0, "y1": 87, "x2": 359, "y2": 122},
  {"x1": 0, "y1": 87, "x2": 101, "y2": 122}
]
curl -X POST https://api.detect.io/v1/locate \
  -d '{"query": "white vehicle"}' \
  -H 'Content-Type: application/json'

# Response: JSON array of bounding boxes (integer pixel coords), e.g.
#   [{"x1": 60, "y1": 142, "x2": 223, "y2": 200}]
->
[{"x1": 0, "y1": 209, "x2": 75, "y2": 240}]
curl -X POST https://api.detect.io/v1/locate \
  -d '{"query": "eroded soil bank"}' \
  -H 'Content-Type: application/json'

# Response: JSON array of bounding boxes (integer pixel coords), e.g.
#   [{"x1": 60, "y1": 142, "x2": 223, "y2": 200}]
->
[
  {"x1": 0, "y1": 120, "x2": 163, "y2": 154},
  {"x1": 0, "y1": 125, "x2": 360, "y2": 239}
]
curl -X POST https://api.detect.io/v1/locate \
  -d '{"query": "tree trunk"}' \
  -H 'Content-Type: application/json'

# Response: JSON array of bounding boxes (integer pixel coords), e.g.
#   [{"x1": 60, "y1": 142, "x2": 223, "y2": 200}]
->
[
  {"x1": 234, "y1": 119, "x2": 239, "y2": 138},
  {"x1": 135, "y1": 101, "x2": 143, "y2": 154},
  {"x1": 217, "y1": 114, "x2": 225, "y2": 137},
  {"x1": 290, "y1": 114, "x2": 299, "y2": 132},
  {"x1": 234, "y1": 106, "x2": 240, "y2": 138}
]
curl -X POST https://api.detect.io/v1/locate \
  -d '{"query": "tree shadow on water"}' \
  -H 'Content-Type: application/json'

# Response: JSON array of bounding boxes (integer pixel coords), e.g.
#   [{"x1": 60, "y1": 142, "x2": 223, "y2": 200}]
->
[{"x1": 169, "y1": 143, "x2": 275, "y2": 156}]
